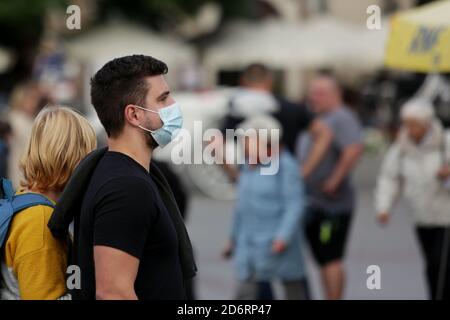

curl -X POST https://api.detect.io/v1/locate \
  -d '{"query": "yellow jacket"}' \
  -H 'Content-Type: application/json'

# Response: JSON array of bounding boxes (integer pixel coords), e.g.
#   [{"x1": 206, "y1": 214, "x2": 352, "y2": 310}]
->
[{"x1": 0, "y1": 192, "x2": 68, "y2": 300}]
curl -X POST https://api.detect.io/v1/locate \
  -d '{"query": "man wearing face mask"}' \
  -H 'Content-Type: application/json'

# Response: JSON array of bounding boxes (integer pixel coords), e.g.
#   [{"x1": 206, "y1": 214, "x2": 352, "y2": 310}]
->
[{"x1": 48, "y1": 55, "x2": 196, "y2": 300}]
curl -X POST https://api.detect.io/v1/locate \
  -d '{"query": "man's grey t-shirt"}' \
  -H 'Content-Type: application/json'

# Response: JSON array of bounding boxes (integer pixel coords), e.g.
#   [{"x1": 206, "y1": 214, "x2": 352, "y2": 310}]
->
[{"x1": 296, "y1": 107, "x2": 363, "y2": 214}]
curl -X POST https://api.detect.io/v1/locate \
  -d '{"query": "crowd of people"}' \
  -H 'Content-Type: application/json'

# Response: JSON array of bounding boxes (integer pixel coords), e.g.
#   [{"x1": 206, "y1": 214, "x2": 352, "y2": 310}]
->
[
  {"x1": 219, "y1": 63, "x2": 450, "y2": 301},
  {"x1": 0, "y1": 56, "x2": 449, "y2": 300},
  {"x1": 219, "y1": 64, "x2": 363, "y2": 300}
]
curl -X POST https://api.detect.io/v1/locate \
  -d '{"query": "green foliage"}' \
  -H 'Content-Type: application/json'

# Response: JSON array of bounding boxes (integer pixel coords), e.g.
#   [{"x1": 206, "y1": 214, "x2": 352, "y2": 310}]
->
[
  {"x1": 94, "y1": 0, "x2": 255, "y2": 30},
  {"x1": 0, "y1": 0, "x2": 255, "y2": 87},
  {"x1": 0, "y1": 0, "x2": 253, "y2": 39},
  {"x1": 0, "y1": 0, "x2": 66, "y2": 46},
  {"x1": 0, "y1": 0, "x2": 66, "y2": 25}
]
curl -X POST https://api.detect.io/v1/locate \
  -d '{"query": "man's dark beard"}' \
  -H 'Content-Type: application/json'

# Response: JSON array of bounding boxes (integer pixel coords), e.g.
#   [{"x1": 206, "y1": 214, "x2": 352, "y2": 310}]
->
[
  {"x1": 144, "y1": 131, "x2": 159, "y2": 149},
  {"x1": 142, "y1": 117, "x2": 159, "y2": 149}
]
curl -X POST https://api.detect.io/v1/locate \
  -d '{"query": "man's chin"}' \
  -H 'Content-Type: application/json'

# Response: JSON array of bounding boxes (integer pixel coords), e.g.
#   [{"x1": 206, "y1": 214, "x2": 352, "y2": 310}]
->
[{"x1": 145, "y1": 132, "x2": 159, "y2": 149}]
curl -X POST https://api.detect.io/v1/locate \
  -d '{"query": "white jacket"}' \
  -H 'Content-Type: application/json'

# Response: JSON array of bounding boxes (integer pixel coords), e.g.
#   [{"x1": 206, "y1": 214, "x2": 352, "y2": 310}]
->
[{"x1": 375, "y1": 121, "x2": 450, "y2": 226}]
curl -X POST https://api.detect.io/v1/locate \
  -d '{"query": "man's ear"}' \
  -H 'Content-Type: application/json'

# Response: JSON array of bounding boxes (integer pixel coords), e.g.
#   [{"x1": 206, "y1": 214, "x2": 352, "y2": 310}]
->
[{"x1": 124, "y1": 104, "x2": 140, "y2": 126}]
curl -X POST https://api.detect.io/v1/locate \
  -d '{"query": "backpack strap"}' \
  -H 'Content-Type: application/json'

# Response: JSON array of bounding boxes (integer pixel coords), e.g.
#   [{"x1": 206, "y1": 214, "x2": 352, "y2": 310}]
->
[
  {"x1": 0, "y1": 192, "x2": 54, "y2": 248},
  {"x1": 1, "y1": 178, "x2": 15, "y2": 201},
  {"x1": 11, "y1": 193, "x2": 55, "y2": 213}
]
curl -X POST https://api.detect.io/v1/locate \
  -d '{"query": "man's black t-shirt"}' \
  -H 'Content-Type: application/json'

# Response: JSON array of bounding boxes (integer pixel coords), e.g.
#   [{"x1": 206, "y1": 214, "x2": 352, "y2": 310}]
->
[{"x1": 76, "y1": 151, "x2": 186, "y2": 300}]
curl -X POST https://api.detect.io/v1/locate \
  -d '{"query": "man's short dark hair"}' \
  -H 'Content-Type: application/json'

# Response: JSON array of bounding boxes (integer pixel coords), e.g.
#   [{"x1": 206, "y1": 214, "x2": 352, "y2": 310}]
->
[
  {"x1": 241, "y1": 63, "x2": 272, "y2": 85},
  {"x1": 90, "y1": 55, "x2": 168, "y2": 137}
]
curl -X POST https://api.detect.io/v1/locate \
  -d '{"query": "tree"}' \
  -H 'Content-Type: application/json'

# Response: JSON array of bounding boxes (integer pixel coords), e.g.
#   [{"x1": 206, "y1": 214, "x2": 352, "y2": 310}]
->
[
  {"x1": 93, "y1": 0, "x2": 256, "y2": 34},
  {"x1": 0, "y1": 0, "x2": 258, "y2": 93},
  {"x1": 0, "y1": 0, "x2": 67, "y2": 93}
]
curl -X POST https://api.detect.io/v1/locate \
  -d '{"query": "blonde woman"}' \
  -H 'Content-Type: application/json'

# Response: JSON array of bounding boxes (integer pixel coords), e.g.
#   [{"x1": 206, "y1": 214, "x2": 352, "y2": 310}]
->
[{"x1": 0, "y1": 106, "x2": 96, "y2": 300}]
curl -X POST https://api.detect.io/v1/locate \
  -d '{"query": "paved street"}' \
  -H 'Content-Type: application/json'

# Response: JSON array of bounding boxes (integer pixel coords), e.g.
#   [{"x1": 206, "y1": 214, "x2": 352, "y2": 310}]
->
[{"x1": 185, "y1": 154, "x2": 428, "y2": 300}]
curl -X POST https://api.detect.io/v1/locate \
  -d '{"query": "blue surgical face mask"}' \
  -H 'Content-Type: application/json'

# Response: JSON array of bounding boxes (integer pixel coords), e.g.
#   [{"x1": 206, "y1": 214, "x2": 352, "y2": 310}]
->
[{"x1": 134, "y1": 102, "x2": 183, "y2": 148}]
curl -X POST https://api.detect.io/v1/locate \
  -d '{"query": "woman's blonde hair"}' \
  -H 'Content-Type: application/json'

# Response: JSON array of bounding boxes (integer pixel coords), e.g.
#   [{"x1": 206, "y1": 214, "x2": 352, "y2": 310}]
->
[{"x1": 20, "y1": 106, "x2": 97, "y2": 193}]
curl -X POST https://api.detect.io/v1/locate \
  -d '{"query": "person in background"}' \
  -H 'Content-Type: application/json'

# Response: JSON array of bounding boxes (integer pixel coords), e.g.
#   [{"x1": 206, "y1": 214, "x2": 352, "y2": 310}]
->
[
  {"x1": 1, "y1": 106, "x2": 96, "y2": 299},
  {"x1": 221, "y1": 63, "x2": 331, "y2": 181},
  {"x1": 296, "y1": 74, "x2": 363, "y2": 300},
  {"x1": 0, "y1": 121, "x2": 12, "y2": 178},
  {"x1": 7, "y1": 81, "x2": 48, "y2": 188},
  {"x1": 375, "y1": 98, "x2": 450, "y2": 300},
  {"x1": 223, "y1": 115, "x2": 308, "y2": 300},
  {"x1": 219, "y1": 64, "x2": 331, "y2": 299}
]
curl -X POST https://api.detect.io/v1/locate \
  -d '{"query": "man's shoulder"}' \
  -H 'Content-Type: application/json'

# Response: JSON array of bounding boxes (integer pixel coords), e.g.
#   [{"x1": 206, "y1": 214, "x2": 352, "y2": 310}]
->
[
  {"x1": 337, "y1": 106, "x2": 359, "y2": 121},
  {"x1": 85, "y1": 162, "x2": 156, "y2": 207},
  {"x1": 83, "y1": 175, "x2": 158, "y2": 221},
  {"x1": 96, "y1": 175, "x2": 155, "y2": 197},
  {"x1": 92, "y1": 153, "x2": 150, "y2": 186},
  {"x1": 325, "y1": 107, "x2": 360, "y2": 126}
]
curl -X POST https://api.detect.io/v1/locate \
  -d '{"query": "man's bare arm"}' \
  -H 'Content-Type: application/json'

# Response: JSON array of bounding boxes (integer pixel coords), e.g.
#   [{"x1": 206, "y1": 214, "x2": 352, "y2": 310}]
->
[
  {"x1": 94, "y1": 245, "x2": 139, "y2": 300},
  {"x1": 323, "y1": 144, "x2": 364, "y2": 194},
  {"x1": 302, "y1": 119, "x2": 333, "y2": 178}
]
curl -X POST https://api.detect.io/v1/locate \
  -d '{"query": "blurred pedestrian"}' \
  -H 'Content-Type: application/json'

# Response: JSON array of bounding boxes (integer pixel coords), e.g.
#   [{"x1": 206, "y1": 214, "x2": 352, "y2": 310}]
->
[
  {"x1": 223, "y1": 115, "x2": 309, "y2": 300},
  {"x1": 1, "y1": 106, "x2": 96, "y2": 299},
  {"x1": 375, "y1": 98, "x2": 450, "y2": 300},
  {"x1": 221, "y1": 63, "x2": 331, "y2": 178},
  {"x1": 296, "y1": 75, "x2": 364, "y2": 300},
  {"x1": 0, "y1": 121, "x2": 12, "y2": 179},
  {"x1": 7, "y1": 81, "x2": 47, "y2": 188},
  {"x1": 220, "y1": 64, "x2": 330, "y2": 299}
]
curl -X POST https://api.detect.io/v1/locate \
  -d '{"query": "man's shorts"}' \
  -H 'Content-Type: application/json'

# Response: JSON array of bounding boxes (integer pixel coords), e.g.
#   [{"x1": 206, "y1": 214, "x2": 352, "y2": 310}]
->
[{"x1": 305, "y1": 207, "x2": 353, "y2": 266}]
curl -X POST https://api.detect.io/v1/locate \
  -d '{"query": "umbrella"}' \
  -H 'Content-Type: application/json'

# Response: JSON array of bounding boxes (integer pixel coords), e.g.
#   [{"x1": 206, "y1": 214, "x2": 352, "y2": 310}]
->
[
  {"x1": 385, "y1": 0, "x2": 450, "y2": 72},
  {"x1": 66, "y1": 21, "x2": 196, "y2": 70},
  {"x1": 205, "y1": 16, "x2": 387, "y2": 71}
]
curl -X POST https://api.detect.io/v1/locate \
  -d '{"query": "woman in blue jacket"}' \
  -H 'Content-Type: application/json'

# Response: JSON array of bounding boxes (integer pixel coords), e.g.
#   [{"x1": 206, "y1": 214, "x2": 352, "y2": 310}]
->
[{"x1": 223, "y1": 115, "x2": 308, "y2": 300}]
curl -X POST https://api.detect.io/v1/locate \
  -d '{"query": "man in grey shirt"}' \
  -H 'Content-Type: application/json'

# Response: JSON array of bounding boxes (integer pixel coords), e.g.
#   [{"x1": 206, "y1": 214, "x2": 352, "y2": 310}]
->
[{"x1": 296, "y1": 75, "x2": 363, "y2": 300}]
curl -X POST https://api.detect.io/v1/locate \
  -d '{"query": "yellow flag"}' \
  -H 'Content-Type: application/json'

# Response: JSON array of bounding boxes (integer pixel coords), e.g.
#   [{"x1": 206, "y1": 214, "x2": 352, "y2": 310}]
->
[{"x1": 385, "y1": 0, "x2": 450, "y2": 72}]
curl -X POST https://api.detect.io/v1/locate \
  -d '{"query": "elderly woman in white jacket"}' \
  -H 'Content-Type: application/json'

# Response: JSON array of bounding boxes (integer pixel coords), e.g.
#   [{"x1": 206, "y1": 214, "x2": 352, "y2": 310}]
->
[{"x1": 375, "y1": 98, "x2": 450, "y2": 300}]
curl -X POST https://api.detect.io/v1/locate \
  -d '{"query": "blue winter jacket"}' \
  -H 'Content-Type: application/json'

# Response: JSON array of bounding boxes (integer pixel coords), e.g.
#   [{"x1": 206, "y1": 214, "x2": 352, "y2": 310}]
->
[{"x1": 231, "y1": 150, "x2": 306, "y2": 281}]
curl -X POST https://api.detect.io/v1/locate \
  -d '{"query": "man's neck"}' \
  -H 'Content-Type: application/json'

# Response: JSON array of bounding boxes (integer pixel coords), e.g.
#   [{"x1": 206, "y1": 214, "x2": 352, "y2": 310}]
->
[{"x1": 108, "y1": 136, "x2": 153, "y2": 172}]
